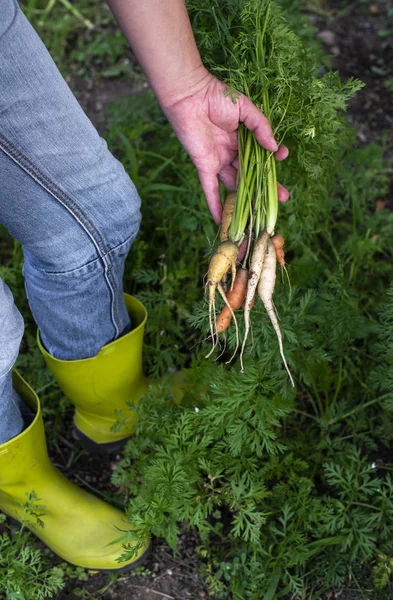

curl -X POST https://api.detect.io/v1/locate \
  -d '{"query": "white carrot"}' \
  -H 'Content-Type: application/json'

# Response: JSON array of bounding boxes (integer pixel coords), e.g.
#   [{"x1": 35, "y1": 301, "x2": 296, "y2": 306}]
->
[
  {"x1": 258, "y1": 238, "x2": 295, "y2": 387},
  {"x1": 240, "y1": 230, "x2": 270, "y2": 371},
  {"x1": 206, "y1": 241, "x2": 239, "y2": 358}
]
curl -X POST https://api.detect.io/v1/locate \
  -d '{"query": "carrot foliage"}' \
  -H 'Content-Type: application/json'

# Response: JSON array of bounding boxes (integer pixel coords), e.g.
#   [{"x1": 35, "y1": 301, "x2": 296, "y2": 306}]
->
[
  {"x1": 188, "y1": 0, "x2": 363, "y2": 241},
  {"x1": 191, "y1": 0, "x2": 365, "y2": 378},
  {"x1": 109, "y1": 2, "x2": 393, "y2": 598},
  {"x1": 6, "y1": 1, "x2": 393, "y2": 599}
]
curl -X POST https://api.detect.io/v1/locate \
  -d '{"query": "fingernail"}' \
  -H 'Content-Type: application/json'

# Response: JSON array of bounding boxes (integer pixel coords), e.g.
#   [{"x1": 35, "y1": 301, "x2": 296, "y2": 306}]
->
[{"x1": 270, "y1": 139, "x2": 279, "y2": 152}]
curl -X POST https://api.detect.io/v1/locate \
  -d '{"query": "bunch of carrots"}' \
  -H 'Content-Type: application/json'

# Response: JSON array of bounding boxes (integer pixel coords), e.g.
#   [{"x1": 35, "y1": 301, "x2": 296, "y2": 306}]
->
[
  {"x1": 205, "y1": 127, "x2": 294, "y2": 388},
  {"x1": 202, "y1": 0, "x2": 297, "y2": 386}
]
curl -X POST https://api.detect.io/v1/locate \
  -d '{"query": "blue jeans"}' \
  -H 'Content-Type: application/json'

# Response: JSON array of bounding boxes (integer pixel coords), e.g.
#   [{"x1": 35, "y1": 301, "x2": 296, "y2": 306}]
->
[{"x1": 0, "y1": 0, "x2": 142, "y2": 444}]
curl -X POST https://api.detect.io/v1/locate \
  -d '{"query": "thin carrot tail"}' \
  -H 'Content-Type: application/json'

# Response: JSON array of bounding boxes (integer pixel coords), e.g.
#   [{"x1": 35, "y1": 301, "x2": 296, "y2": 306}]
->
[
  {"x1": 216, "y1": 333, "x2": 228, "y2": 360},
  {"x1": 206, "y1": 284, "x2": 217, "y2": 359},
  {"x1": 216, "y1": 283, "x2": 239, "y2": 365},
  {"x1": 283, "y1": 264, "x2": 291, "y2": 292},
  {"x1": 266, "y1": 304, "x2": 295, "y2": 388},
  {"x1": 240, "y1": 307, "x2": 251, "y2": 372},
  {"x1": 278, "y1": 339, "x2": 295, "y2": 388}
]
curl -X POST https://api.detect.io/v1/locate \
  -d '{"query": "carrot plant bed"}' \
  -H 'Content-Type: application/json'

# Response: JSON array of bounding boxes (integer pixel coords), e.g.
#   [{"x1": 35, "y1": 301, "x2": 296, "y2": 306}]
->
[{"x1": 107, "y1": 2, "x2": 393, "y2": 599}]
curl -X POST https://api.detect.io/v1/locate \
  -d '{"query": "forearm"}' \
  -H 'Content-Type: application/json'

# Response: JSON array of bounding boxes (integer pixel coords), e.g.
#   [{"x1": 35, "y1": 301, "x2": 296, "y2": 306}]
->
[{"x1": 107, "y1": 0, "x2": 209, "y2": 107}]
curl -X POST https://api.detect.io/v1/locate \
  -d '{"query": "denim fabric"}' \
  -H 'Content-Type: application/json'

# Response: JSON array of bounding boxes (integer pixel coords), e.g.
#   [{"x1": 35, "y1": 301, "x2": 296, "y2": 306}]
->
[
  {"x1": 0, "y1": 0, "x2": 142, "y2": 443},
  {"x1": 0, "y1": 280, "x2": 24, "y2": 444}
]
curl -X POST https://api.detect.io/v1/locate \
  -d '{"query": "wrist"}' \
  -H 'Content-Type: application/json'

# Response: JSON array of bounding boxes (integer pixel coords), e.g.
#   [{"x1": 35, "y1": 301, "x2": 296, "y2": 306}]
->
[{"x1": 153, "y1": 64, "x2": 213, "y2": 110}]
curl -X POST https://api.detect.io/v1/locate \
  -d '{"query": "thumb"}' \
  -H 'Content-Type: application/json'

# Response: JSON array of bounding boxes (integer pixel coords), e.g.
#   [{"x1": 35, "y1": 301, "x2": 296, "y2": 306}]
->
[{"x1": 238, "y1": 95, "x2": 278, "y2": 152}]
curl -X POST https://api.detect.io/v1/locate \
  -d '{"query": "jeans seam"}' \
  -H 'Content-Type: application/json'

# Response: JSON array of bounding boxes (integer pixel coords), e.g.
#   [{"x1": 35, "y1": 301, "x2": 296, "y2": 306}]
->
[
  {"x1": 0, "y1": 134, "x2": 121, "y2": 338},
  {"x1": 1, "y1": 0, "x2": 18, "y2": 40},
  {"x1": 26, "y1": 233, "x2": 135, "y2": 277}
]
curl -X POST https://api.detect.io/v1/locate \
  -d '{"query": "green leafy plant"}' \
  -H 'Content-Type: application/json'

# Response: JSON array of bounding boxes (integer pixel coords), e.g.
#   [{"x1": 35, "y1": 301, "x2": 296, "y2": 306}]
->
[
  {"x1": 0, "y1": 505, "x2": 63, "y2": 599},
  {"x1": 22, "y1": 0, "x2": 135, "y2": 80}
]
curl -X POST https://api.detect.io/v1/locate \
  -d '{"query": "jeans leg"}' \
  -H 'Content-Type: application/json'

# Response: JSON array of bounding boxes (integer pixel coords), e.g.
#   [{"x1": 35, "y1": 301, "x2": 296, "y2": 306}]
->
[
  {"x1": 0, "y1": 280, "x2": 24, "y2": 445},
  {"x1": 0, "y1": 1, "x2": 142, "y2": 361}
]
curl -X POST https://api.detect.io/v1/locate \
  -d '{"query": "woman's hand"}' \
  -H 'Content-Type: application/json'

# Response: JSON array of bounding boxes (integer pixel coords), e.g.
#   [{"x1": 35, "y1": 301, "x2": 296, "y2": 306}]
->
[
  {"x1": 108, "y1": 0, "x2": 288, "y2": 223},
  {"x1": 163, "y1": 72, "x2": 289, "y2": 224}
]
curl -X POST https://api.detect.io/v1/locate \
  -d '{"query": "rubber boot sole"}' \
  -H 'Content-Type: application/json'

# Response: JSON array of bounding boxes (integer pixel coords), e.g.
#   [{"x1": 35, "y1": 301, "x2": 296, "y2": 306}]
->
[{"x1": 72, "y1": 426, "x2": 131, "y2": 454}]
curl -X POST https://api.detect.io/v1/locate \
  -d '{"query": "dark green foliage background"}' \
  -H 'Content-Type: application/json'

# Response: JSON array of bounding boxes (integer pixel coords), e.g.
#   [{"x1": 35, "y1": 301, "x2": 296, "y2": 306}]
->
[{"x1": 1, "y1": 1, "x2": 393, "y2": 599}]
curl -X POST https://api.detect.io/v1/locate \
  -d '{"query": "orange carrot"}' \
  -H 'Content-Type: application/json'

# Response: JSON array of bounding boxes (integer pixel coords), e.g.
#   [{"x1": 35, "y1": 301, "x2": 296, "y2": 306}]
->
[
  {"x1": 271, "y1": 233, "x2": 291, "y2": 289},
  {"x1": 271, "y1": 233, "x2": 285, "y2": 266},
  {"x1": 216, "y1": 268, "x2": 248, "y2": 333},
  {"x1": 220, "y1": 192, "x2": 236, "y2": 243}
]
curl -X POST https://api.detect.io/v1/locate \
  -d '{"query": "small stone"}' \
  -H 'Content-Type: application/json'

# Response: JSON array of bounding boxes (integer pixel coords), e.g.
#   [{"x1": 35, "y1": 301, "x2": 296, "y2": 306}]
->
[
  {"x1": 357, "y1": 131, "x2": 367, "y2": 143},
  {"x1": 331, "y1": 46, "x2": 341, "y2": 56},
  {"x1": 167, "y1": 569, "x2": 173, "y2": 576},
  {"x1": 317, "y1": 30, "x2": 336, "y2": 46},
  {"x1": 95, "y1": 101, "x2": 103, "y2": 112}
]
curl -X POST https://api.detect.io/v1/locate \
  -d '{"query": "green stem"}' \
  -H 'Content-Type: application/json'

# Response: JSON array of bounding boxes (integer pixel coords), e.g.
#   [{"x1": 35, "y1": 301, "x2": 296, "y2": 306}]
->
[
  {"x1": 227, "y1": 0, "x2": 279, "y2": 243},
  {"x1": 310, "y1": 381, "x2": 325, "y2": 419},
  {"x1": 331, "y1": 358, "x2": 343, "y2": 407},
  {"x1": 328, "y1": 393, "x2": 391, "y2": 426},
  {"x1": 266, "y1": 154, "x2": 278, "y2": 235},
  {"x1": 229, "y1": 127, "x2": 254, "y2": 242}
]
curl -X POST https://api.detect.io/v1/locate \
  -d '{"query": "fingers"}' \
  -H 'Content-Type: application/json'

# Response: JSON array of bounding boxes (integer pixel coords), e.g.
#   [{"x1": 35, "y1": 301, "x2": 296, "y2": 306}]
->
[
  {"x1": 239, "y1": 95, "x2": 278, "y2": 152},
  {"x1": 274, "y1": 145, "x2": 289, "y2": 161},
  {"x1": 201, "y1": 175, "x2": 288, "y2": 224},
  {"x1": 278, "y1": 182, "x2": 289, "y2": 203},
  {"x1": 218, "y1": 165, "x2": 237, "y2": 191},
  {"x1": 237, "y1": 237, "x2": 248, "y2": 263},
  {"x1": 199, "y1": 170, "x2": 222, "y2": 224}
]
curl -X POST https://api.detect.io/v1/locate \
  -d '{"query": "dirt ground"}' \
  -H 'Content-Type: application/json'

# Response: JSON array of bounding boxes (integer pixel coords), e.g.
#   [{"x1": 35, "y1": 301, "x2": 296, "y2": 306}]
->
[{"x1": 22, "y1": 1, "x2": 393, "y2": 599}]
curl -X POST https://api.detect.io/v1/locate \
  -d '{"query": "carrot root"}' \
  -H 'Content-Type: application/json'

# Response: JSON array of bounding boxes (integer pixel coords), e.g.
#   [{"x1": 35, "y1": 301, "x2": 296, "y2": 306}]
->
[
  {"x1": 240, "y1": 230, "x2": 270, "y2": 372},
  {"x1": 220, "y1": 192, "x2": 237, "y2": 243},
  {"x1": 258, "y1": 238, "x2": 295, "y2": 387},
  {"x1": 205, "y1": 241, "x2": 239, "y2": 358},
  {"x1": 216, "y1": 267, "x2": 249, "y2": 333}
]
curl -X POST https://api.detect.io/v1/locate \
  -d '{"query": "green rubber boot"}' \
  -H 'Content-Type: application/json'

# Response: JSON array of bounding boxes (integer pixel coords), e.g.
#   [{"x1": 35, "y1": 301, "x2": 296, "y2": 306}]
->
[
  {"x1": 37, "y1": 294, "x2": 149, "y2": 453},
  {"x1": 0, "y1": 371, "x2": 149, "y2": 571}
]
